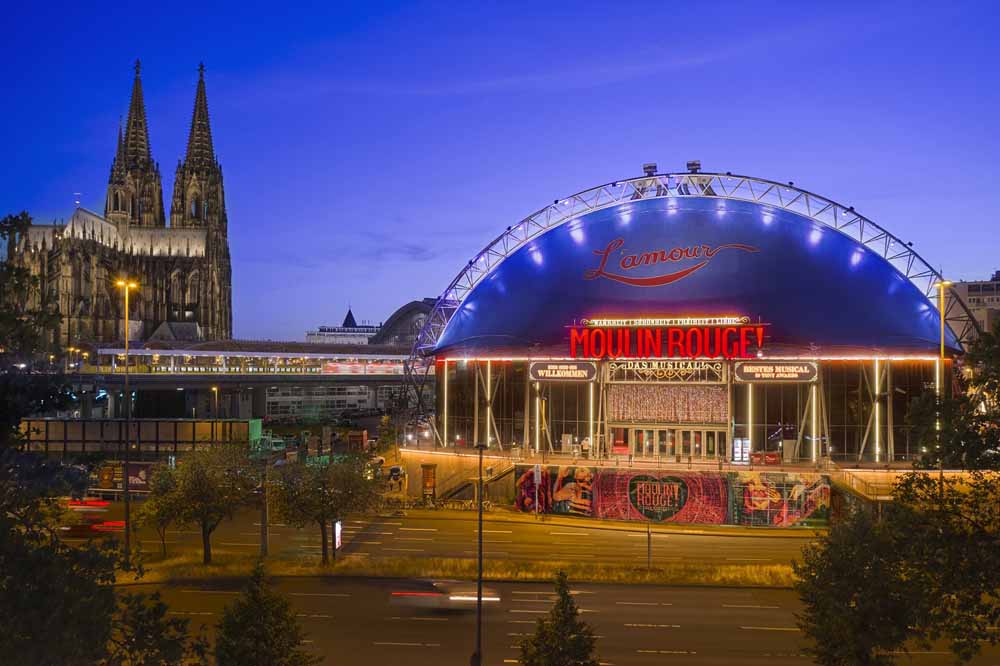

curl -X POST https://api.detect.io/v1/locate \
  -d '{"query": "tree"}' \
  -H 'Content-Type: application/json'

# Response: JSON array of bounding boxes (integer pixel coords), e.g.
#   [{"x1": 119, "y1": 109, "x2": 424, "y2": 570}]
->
[
  {"x1": 892, "y1": 471, "x2": 1000, "y2": 662},
  {"x1": 137, "y1": 465, "x2": 181, "y2": 558},
  {"x1": 173, "y1": 444, "x2": 256, "y2": 564},
  {"x1": 519, "y1": 571, "x2": 598, "y2": 666},
  {"x1": 103, "y1": 592, "x2": 208, "y2": 666},
  {"x1": 272, "y1": 454, "x2": 379, "y2": 564},
  {"x1": 214, "y1": 562, "x2": 319, "y2": 666},
  {"x1": 794, "y1": 508, "x2": 924, "y2": 666}
]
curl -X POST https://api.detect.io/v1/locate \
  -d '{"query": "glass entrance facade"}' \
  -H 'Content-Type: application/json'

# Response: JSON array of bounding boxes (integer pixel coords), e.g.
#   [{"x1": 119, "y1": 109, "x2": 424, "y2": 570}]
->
[{"x1": 624, "y1": 426, "x2": 727, "y2": 460}]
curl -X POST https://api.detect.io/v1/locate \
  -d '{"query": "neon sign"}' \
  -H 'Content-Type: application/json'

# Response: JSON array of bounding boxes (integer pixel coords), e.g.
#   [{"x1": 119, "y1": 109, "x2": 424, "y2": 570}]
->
[
  {"x1": 584, "y1": 238, "x2": 758, "y2": 287},
  {"x1": 570, "y1": 324, "x2": 765, "y2": 360}
]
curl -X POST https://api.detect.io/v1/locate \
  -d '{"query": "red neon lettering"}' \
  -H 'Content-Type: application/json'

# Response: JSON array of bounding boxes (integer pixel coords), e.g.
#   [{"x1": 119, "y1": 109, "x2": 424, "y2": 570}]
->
[
  {"x1": 722, "y1": 327, "x2": 738, "y2": 358},
  {"x1": 643, "y1": 328, "x2": 661, "y2": 357},
  {"x1": 685, "y1": 328, "x2": 703, "y2": 358},
  {"x1": 590, "y1": 328, "x2": 606, "y2": 358},
  {"x1": 570, "y1": 328, "x2": 589, "y2": 358},
  {"x1": 666, "y1": 328, "x2": 685, "y2": 357},
  {"x1": 739, "y1": 327, "x2": 752, "y2": 358}
]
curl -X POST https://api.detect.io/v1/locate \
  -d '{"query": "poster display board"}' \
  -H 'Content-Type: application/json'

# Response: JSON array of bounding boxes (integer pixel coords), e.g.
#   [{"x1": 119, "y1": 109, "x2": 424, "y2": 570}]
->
[{"x1": 515, "y1": 465, "x2": 829, "y2": 528}]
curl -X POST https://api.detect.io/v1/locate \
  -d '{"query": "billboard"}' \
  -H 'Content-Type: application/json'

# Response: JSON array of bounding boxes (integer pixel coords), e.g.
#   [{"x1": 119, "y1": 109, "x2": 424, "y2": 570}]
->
[{"x1": 514, "y1": 465, "x2": 829, "y2": 528}]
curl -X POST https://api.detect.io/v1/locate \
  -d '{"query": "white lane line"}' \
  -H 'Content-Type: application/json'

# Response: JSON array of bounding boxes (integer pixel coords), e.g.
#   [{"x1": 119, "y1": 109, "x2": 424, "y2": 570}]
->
[
  {"x1": 723, "y1": 604, "x2": 779, "y2": 609},
  {"x1": 616, "y1": 601, "x2": 672, "y2": 606},
  {"x1": 385, "y1": 547, "x2": 425, "y2": 552},
  {"x1": 219, "y1": 542, "x2": 258, "y2": 547},
  {"x1": 740, "y1": 626, "x2": 799, "y2": 632},
  {"x1": 168, "y1": 611, "x2": 214, "y2": 616},
  {"x1": 475, "y1": 529, "x2": 513, "y2": 533},
  {"x1": 626, "y1": 533, "x2": 670, "y2": 538},
  {"x1": 507, "y1": 620, "x2": 536, "y2": 624},
  {"x1": 295, "y1": 613, "x2": 332, "y2": 619},
  {"x1": 396, "y1": 537, "x2": 434, "y2": 541},
  {"x1": 357, "y1": 540, "x2": 383, "y2": 545},
  {"x1": 637, "y1": 649, "x2": 696, "y2": 655},
  {"x1": 381, "y1": 522, "x2": 403, "y2": 526},
  {"x1": 253, "y1": 523, "x2": 287, "y2": 527},
  {"x1": 288, "y1": 592, "x2": 350, "y2": 598},
  {"x1": 387, "y1": 616, "x2": 449, "y2": 622},
  {"x1": 510, "y1": 610, "x2": 547, "y2": 614},
  {"x1": 625, "y1": 623, "x2": 680, "y2": 628},
  {"x1": 512, "y1": 599, "x2": 555, "y2": 604},
  {"x1": 549, "y1": 531, "x2": 589, "y2": 536},
  {"x1": 512, "y1": 591, "x2": 553, "y2": 595},
  {"x1": 181, "y1": 589, "x2": 237, "y2": 595},
  {"x1": 726, "y1": 557, "x2": 772, "y2": 561},
  {"x1": 399, "y1": 527, "x2": 437, "y2": 532},
  {"x1": 373, "y1": 641, "x2": 440, "y2": 647}
]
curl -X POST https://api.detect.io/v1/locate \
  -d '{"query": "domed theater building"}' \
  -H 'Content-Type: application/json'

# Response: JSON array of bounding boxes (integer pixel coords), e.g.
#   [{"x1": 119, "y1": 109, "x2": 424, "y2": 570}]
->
[{"x1": 410, "y1": 165, "x2": 978, "y2": 470}]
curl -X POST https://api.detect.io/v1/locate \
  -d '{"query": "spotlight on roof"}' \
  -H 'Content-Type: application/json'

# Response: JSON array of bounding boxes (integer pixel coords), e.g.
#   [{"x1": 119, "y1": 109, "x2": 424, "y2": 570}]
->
[
  {"x1": 642, "y1": 163, "x2": 657, "y2": 177},
  {"x1": 686, "y1": 160, "x2": 701, "y2": 173}
]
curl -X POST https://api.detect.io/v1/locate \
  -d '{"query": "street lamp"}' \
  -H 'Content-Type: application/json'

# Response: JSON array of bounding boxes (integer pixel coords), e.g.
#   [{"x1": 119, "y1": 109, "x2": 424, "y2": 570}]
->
[
  {"x1": 934, "y1": 280, "x2": 952, "y2": 488},
  {"x1": 470, "y1": 442, "x2": 487, "y2": 666},
  {"x1": 211, "y1": 386, "x2": 219, "y2": 417},
  {"x1": 116, "y1": 278, "x2": 138, "y2": 560}
]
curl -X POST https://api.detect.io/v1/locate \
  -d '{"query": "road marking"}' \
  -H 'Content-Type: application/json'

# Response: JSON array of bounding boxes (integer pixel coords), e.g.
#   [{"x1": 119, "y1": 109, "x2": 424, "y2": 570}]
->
[
  {"x1": 507, "y1": 620, "x2": 536, "y2": 624},
  {"x1": 637, "y1": 649, "x2": 695, "y2": 655},
  {"x1": 513, "y1": 599, "x2": 556, "y2": 604},
  {"x1": 512, "y1": 591, "x2": 553, "y2": 595},
  {"x1": 385, "y1": 547, "x2": 425, "y2": 552},
  {"x1": 626, "y1": 533, "x2": 670, "y2": 538},
  {"x1": 625, "y1": 623, "x2": 680, "y2": 628},
  {"x1": 181, "y1": 589, "x2": 237, "y2": 595},
  {"x1": 475, "y1": 529, "x2": 513, "y2": 533},
  {"x1": 388, "y1": 616, "x2": 449, "y2": 622},
  {"x1": 397, "y1": 537, "x2": 434, "y2": 541},
  {"x1": 295, "y1": 613, "x2": 332, "y2": 619},
  {"x1": 510, "y1": 610, "x2": 547, "y2": 614},
  {"x1": 373, "y1": 641, "x2": 440, "y2": 647},
  {"x1": 219, "y1": 542, "x2": 259, "y2": 547},
  {"x1": 357, "y1": 540, "x2": 382, "y2": 545},
  {"x1": 740, "y1": 626, "x2": 800, "y2": 632},
  {"x1": 549, "y1": 531, "x2": 588, "y2": 536},
  {"x1": 399, "y1": 527, "x2": 437, "y2": 531},
  {"x1": 723, "y1": 604, "x2": 779, "y2": 609},
  {"x1": 616, "y1": 601, "x2": 672, "y2": 606},
  {"x1": 381, "y1": 522, "x2": 403, "y2": 526},
  {"x1": 288, "y1": 592, "x2": 350, "y2": 598},
  {"x1": 168, "y1": 611, "x2": 214, "y2": 616},
  {"x1": 725, "y1": 557, "x2": 772, "y2": 561}
]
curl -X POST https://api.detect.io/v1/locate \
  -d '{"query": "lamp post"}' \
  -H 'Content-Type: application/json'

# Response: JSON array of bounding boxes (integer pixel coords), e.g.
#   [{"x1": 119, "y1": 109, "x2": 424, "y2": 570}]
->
[
  {"x1": 116, "y1": 278, "x2": 138, "y2": 560},
  {"x1": 211, "y1": 386, "x2": 219, "y2": 417},
  {"x1": 470, "y1": 442, "x2": 487, "y2": 666},
  {"x1": 934, "y1": 280, "x2": 952, "y2": 491}
]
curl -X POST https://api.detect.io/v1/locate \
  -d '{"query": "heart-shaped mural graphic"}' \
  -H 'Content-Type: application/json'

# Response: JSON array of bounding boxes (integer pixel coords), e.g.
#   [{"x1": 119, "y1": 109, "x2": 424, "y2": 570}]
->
[{"x1": 628, "y1": 475, "x2": 689, "y2": 521}]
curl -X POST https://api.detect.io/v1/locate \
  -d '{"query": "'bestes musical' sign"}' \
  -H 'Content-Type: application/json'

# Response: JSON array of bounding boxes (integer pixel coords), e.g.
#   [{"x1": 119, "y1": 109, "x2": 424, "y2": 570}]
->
[{"x1": 569, "y1": 325, "x2": 765, "y2": 360}]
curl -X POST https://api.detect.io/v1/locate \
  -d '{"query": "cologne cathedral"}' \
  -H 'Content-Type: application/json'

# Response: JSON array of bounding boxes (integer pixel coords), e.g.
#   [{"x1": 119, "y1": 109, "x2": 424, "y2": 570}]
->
[{"x1": 6, "y1": 61, "x2": 232, "y2": 345}]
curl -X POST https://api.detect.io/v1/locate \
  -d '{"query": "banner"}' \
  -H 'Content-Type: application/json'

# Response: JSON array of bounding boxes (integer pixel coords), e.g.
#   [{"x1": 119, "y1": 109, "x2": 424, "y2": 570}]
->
[{"x1": 514, "y1": 465, "x2": 829, "y2": 528}]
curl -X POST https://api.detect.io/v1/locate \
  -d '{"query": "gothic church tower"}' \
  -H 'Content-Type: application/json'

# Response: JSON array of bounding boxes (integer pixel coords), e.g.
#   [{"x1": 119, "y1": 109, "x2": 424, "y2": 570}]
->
[
  {"x1": 169, "y1": 64, "x2": 233, "y2": 339},
  {"x1": 105, "y1": 60, "x2": 166, "y2": 229}
]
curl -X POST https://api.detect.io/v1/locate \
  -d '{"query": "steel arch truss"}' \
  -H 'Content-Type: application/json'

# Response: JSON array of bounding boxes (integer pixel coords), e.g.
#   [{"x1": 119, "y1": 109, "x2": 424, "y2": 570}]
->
[{"x1": 407, "y1": 172, "x2": 981, "y2": 409}]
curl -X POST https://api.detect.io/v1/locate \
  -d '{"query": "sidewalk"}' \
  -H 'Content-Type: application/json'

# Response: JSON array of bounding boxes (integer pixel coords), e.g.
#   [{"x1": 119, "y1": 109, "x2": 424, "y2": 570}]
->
[{"x1": 395, "y1": 507, "x2": 824, "y2": 539}]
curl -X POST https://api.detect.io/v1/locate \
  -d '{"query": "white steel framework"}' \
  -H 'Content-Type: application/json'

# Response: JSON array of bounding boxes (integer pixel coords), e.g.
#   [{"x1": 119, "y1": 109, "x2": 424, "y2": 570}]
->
[{"x1": 407, "y1": 171, "x2": 981, "y2": 410}]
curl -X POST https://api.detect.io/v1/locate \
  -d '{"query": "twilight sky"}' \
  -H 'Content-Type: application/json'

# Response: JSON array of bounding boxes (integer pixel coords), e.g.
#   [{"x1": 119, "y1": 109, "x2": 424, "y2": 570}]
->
[{"x1": 3, "y1": 1, "x2": 998, "y2": 340}]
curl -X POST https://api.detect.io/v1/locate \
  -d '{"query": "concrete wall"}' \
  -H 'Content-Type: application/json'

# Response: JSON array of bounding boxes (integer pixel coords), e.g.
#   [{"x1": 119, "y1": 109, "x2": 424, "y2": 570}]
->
[{"x1": 398, "y1": 449, "x2": 515, "y2": 502}]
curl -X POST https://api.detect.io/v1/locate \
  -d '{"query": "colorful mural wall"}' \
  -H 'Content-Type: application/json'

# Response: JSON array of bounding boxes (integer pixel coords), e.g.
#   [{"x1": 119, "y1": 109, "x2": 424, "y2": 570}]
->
[{"x1": 514, "y1": 465, "x2": 829, "y2": 528}]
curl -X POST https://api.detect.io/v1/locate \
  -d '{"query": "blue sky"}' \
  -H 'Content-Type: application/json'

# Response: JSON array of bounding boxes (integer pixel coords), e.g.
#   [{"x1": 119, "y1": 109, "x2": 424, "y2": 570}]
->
[{"x1": 3, "y1": 1, "x2": 998, "y2": 340}]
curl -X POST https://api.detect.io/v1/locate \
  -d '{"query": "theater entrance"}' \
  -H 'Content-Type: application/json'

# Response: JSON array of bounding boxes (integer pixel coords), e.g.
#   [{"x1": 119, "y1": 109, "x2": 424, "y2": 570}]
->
[{"x1": 613, "y1": 426, "x2": 728, "y2": 461}]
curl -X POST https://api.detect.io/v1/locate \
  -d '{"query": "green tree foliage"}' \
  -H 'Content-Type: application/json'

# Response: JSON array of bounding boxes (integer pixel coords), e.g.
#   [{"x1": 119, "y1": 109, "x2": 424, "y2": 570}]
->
[
  {"x1": 272, "y1": 454, "x2": 379, "y2": 563},
  {"x1": 103, "y1": 592, "x2": 208, "y2": 666},
  {"x1": 214, "y1": 562, "x2": 319, "y2": 666},
  {"x1": 892, "y1": 471, "x2": 1000, "y2": 662},
  {"x1": 136, "y1": 465, "x2": 181, "y2": 558},
  {"x1": 171, "y1": 444, "x2": 256, "y2": 563},
  {"x1": 794, "y1": 509, "x2": 925, "y2": 666},
  {"x1": 519, "y1": 571, "x2": 598, "y2": 666}
]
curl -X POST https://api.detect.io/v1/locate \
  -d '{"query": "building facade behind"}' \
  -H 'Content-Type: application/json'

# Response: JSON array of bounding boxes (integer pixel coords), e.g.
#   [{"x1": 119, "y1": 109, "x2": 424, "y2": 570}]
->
[
  {"x1": 953, "y1": 270, "x2": 1000, "y2": 339},
  {"x1": 6, "y1": 61, "x2": 232, "y2": 346}
]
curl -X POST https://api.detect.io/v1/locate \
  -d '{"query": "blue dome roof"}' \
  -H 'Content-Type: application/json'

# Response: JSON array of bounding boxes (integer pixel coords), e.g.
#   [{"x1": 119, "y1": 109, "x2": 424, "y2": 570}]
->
[{"x1": 434, "y1": 197, "x2": 958, "y2": 356}]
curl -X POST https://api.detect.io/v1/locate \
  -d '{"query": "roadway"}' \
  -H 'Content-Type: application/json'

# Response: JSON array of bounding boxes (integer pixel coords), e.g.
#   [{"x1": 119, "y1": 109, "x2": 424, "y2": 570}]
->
[
  {"x1": 81, "y1": 505, "x2": 814, "y2": 565},
  {"x1": 142, "y1": 577, "x2": 992, "y2": 665}
]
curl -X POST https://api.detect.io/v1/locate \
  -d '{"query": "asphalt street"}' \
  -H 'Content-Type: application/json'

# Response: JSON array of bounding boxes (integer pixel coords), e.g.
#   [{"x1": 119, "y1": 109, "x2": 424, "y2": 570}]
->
[
  {"x1": 74, "y1": 503, "x2": 815, "y2": 565},
  {"x1": 144, "y1": 577, "x2": 999, "y2": 666}
]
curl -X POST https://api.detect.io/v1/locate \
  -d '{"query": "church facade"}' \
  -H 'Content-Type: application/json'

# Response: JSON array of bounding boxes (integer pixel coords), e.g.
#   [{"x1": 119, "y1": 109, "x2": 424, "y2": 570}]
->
[{"x1": 6, "y1": 61, "x2": 232, "y2": 345}]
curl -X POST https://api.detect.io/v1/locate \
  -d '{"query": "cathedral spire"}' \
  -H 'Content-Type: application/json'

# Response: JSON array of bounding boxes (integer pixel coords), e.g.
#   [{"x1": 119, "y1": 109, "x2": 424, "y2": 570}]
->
[
  {"x1": 123, "y1": 59, "x2": 152, "y2": 165},
  {"x1": 184, "y1": 62, "x2": 215, "y2": 167}
]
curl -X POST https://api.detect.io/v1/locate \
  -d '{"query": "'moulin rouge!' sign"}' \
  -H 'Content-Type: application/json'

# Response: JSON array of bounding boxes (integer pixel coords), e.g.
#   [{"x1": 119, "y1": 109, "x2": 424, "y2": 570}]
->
[{"x1": 569, "y1": 319, "x2": 766, "y2": 360}]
